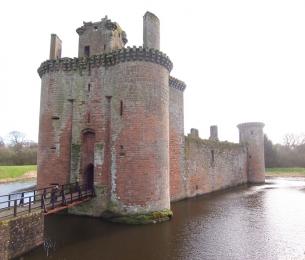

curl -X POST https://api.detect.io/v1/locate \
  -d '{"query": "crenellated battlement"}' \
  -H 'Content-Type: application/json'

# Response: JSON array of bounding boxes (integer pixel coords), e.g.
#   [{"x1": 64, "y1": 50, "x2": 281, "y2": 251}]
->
[
  {"x1": 38, "y1": 46, "x2": 173, "y2": 77},
  {"x1": 169, "y1": 76, "x2": 186, "y2": 91}
]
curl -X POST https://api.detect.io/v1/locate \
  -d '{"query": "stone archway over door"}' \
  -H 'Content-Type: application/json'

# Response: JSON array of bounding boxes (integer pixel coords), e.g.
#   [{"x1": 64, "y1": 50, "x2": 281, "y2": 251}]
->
[{"x1": 81, "y1": 131, "x2": 95, "y2": 185}]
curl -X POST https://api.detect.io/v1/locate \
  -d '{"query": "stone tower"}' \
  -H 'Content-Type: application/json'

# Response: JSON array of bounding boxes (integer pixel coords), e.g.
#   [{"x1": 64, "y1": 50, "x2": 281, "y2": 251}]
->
[
  {"x1": 76, "y1": 16, "x2": 127, "y2": 57},
  {"x1": 143, "y1": 11, "x2": 160, "y2": 49},
  {"x1": 37, "y1": 12, "x2": 176, "y2": 223},
  {"x1": 237, "y1": 122, "x2": 265, "y2": 183}
]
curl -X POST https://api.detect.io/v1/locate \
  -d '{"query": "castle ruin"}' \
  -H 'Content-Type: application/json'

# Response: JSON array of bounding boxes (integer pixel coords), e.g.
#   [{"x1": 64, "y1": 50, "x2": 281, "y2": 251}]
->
[{"x1": 37, "y1": 12, "x2": 265, "y2": 223}]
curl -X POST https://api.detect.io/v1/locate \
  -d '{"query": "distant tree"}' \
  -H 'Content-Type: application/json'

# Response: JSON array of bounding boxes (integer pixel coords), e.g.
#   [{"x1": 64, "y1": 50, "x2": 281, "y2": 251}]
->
[
  {"x1": 8, "y1": 131, "x2": 25, "y2": 152},
  {"x1": 0, "y1": 131, "x2": 37, "y2": 166},
  {"x1": 0, "y1": 136, "x2": 4, "y2": 148},
  {"x1": 264, "y1": 135, "x2": 278, "y2": 167},
  {"x1": 283, "y1": 133, "x2": 305, "y2": 149}
]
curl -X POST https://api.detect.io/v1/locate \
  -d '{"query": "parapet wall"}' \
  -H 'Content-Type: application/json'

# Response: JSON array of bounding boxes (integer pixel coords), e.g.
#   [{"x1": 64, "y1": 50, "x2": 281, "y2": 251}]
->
[
  {"x1": 38, "y1": 46, "x2": 173, "y2": 77},
  {"x1": 179, "y1": 136, "x2": 248, "y2": 199},
  {"x1": 169, "y1": 76, "x2": 186, "y2": 92},
  {"x1": 0, "y1": 212, "x2": 44, "y2": 260}
]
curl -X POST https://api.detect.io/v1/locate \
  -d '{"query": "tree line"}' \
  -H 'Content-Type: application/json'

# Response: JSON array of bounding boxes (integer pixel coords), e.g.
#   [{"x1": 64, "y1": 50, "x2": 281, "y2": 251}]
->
[
  {"x1": 264, "y1": 134, "x2": 305, "y2": 168},
  {"x1": 0, "y1": 131, "x2": 37, "y2": 165}
]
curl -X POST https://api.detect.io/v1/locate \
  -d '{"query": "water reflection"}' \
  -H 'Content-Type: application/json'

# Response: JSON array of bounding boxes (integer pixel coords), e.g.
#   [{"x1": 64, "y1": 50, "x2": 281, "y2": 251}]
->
[{"x1": 24, "y1": 177, "x2": 305, "y2": 260}]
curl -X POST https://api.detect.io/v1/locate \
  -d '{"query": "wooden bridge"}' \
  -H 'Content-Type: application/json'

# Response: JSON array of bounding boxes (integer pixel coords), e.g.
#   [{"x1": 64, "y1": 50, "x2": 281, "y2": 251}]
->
[{"x1": 0, "y1": 182, "x2": 95, "y2": 221}]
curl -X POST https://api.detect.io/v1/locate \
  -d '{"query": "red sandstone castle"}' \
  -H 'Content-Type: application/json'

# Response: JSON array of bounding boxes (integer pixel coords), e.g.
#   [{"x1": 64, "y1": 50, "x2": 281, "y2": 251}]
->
[{"x1": 37, "y1": 12, "x2": 265, "y2": 222}]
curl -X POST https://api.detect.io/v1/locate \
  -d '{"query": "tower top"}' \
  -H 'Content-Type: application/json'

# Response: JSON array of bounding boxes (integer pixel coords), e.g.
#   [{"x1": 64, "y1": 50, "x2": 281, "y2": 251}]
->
[
  {"x1": 143, "y1": 11, "x2": 160, "y2": 50},
  {"x1": 237, "y1": 122, "x2": 265, "y2": 129},
  {"x1": 76, "y1": 16, "x2": 127, "y2": 57}
]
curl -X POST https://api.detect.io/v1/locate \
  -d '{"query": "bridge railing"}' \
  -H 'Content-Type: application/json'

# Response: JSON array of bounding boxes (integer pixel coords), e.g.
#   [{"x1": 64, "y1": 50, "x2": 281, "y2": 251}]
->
[{"x1": 0, "y1": 182, "x2": 94, "y2": 220}]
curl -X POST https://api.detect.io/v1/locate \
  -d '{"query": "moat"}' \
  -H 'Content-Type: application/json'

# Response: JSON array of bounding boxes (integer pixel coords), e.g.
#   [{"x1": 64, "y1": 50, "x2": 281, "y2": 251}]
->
[{"x1": 12, "y1": 177, "x2": 303, "y2": 260}]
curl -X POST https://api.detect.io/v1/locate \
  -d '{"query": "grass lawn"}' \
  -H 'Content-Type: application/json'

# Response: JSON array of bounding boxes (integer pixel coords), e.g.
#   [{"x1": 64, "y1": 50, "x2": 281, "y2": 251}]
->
[
  {"x1": 0, "y1": 165, "x2": 37, "y2": 180},
  {"x1": 266, "y1": 167, "x2": 305, "y2": 176}
]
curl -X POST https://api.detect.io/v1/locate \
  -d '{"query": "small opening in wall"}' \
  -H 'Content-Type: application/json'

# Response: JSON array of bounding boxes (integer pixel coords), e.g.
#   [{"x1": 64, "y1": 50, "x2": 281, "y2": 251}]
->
[
  {"x1": 120, "y1": 145, "x2": 125, "y2": 156},
  {"x1": 50, "y1": 146, "x2": 56, "y2": 150},
  {"x1": 87, "y1": 113, "x2": 91, "y2": 123},
  {"x1": 88, "y1": 83, "x2": 91, "y2": 92},
  {"x1": 104, "y1": 44, "x2": 106, "y2": 51},
  {"x1": 211, "y1": 150, "x2": 215, "y2": 163},
  {"x1": 120, "y1": 100, "x2": 123, "y2": 116},
  {"x1": 84, "y1": 46, "x2": 90, "y2": 57},
  {"x1": 51, "y1": 116, "x2": 60, "y2": 120},
  {"x1": 94, "y1": 26, "x2": 98, "y2": 31}
]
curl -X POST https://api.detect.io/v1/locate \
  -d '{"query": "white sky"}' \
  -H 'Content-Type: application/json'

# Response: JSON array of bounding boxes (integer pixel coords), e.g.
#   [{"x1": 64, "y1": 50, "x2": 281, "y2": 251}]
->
[{"x1": 0, "y1": 0, "x2": 304, "y2": 144}]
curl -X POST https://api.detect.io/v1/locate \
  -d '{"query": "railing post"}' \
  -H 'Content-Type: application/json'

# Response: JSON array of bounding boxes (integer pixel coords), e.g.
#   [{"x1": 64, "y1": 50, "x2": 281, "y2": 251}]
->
[
  {"x1": 14, "y1": 200, "x2": 17, "y2": 217},
  {"x1": 61, "y1": 185, "x2": 66, "y2": 206},
  {"x1": 29, "y1": 197, "x2": 32, "y2": 213},
  {"x1": 20, "y1": 192, "x2": 25, "y2": 206},
  {"x1": 8, "y1": 194, "x2": 11, "y2": 208},
  {"x1": 33, "y1": 190, "x2": 36, "y2": 202},
  {"x1": 41, "y1": 195, "x2": 47, "y2": 213}
]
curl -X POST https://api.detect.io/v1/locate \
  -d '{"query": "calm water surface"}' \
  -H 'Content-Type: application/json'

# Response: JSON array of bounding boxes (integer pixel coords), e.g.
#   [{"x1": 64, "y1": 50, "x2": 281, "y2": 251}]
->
[{"x1": 23, "y1": 177, "x2": 305, "y2": 260}]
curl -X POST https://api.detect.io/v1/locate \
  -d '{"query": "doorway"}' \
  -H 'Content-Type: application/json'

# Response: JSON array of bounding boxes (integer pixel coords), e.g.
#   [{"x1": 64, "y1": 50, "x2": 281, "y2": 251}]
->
[{"x1": 85, "y1": 163, "x2": 94, "y2": 189}]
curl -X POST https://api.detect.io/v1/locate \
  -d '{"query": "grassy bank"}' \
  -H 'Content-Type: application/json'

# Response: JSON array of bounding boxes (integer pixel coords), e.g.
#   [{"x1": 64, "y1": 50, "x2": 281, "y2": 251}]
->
[
  {"x1": 266, "y1": 167, "x2": 305, "y2": 177},
  {"x1": 0, "y1": 165, "x2": 37, "y2": 180}
]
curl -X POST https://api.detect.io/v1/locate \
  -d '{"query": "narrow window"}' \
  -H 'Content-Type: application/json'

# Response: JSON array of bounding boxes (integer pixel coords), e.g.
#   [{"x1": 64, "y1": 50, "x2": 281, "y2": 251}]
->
[
  {"x1": 87, "y1": 113, "x2": 91, "y2": 123},
  {"x1": 104, "y1": 44, "x2": 106, "y2": 51},
  {"x1": 120, "y1": 100, "x2": 123, "y2": 116},
  {"x1": 88, "y1": 83, "x2": 91, "y2": 92},
  {"x1": 84, "y1": 46, "x2": 90, "y2": 57},
  {"x1": 211, "y1": 150, "x2": 215, "y2": 163}
]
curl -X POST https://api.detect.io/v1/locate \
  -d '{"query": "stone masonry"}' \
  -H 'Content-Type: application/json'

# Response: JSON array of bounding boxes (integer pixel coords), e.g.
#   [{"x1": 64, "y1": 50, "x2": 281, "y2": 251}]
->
[{"x1": 37, "y1": 11, "x2": 265, "y2": 223}]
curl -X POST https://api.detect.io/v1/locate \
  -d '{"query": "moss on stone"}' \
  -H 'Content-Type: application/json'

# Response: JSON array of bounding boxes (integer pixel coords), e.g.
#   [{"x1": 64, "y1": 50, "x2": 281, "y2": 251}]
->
[{"x1": 102, "y1": 209, "x2": 173, "y2": 225}]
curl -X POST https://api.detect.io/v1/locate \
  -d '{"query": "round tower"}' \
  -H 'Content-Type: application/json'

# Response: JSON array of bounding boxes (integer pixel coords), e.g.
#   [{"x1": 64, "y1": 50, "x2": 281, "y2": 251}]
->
[{"x1": 237, "y1": 122, "x2": 265, "y2": 184}]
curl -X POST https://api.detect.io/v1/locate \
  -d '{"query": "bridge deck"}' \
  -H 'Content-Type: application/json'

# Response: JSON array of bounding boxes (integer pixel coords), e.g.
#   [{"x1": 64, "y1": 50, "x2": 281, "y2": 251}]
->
[{"x1": 0, "y1": 183, "x2": 94, "y2": 221}]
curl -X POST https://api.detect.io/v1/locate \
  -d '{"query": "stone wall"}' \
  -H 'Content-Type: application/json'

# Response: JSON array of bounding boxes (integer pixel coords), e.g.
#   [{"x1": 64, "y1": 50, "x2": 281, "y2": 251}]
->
[
  {"x1": 169, "y1": 77, "x2": 186, "y2": 201},
  {"x1": 182, "y1": 136, "x2": 248, "y2": 198},
  {"x1": 0, "y1": 212, "x2": 44, "y2": 260}
]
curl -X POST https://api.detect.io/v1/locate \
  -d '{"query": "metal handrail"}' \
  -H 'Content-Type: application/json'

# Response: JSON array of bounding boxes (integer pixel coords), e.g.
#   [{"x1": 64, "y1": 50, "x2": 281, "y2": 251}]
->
[{"x1": 0, "y1": 182, "x2": 94, "y2": 220}]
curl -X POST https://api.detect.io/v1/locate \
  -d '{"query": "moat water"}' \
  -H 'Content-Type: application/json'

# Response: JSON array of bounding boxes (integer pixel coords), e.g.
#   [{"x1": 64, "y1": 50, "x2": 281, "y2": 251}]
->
[{"x1": 17, "y1": 177, "x2": 305, "y2": 259}]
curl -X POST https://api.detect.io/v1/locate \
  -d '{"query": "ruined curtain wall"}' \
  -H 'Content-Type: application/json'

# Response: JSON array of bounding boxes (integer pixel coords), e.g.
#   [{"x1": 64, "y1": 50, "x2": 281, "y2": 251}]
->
[{"x1": 181, "y1": 137, "x2": 248, "y2": 199}]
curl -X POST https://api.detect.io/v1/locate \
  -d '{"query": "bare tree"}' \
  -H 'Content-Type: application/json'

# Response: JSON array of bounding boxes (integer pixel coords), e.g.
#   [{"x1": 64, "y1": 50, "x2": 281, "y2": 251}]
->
[
  {"x1": 8, "y1": 131, "x2": 25, "y2": 152},
  {"x1": 283, "y1": 133, "x2": 305, "y2": 149},
  {"x1": 0, "y1": 136, "x2": 4, "y2": 148}
]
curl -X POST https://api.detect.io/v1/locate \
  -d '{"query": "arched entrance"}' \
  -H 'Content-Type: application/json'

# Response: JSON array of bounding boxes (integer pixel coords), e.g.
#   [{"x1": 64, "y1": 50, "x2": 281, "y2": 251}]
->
[{"x1": 85, "y1": 163, "x2": 94, "y2": 189}]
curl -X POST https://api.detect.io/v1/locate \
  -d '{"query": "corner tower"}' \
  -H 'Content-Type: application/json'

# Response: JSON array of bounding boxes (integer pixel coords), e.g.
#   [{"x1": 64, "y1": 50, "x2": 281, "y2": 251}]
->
[{"x1": 237, "y1": 122, "x2": 265, "y2": 183}]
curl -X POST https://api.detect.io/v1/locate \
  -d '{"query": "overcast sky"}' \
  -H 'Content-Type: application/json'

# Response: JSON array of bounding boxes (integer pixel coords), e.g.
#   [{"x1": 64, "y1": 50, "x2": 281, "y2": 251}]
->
[{"x1": 0, "y1": 0, "x2": 304, "y2": 144}]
